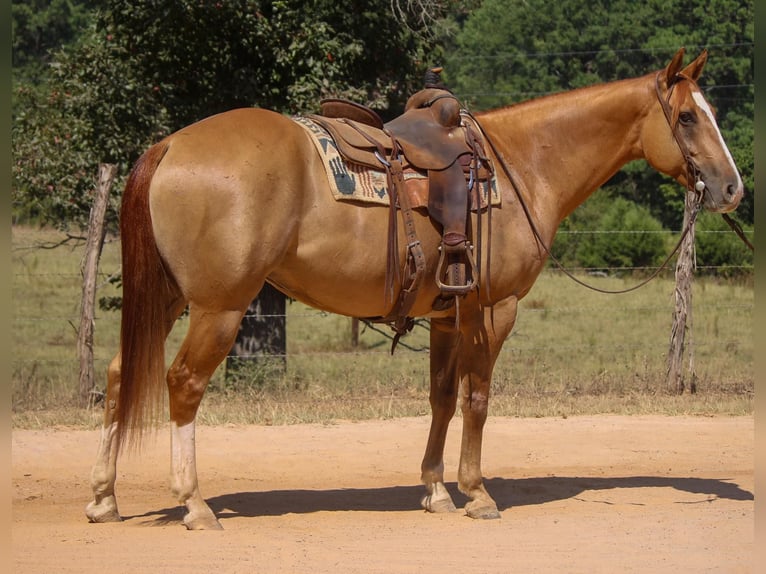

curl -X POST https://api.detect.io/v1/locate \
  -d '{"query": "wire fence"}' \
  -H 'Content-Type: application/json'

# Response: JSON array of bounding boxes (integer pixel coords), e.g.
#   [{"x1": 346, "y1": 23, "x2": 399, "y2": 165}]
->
[
  {"x1": 12, "y1": 268, "x2": 753, "y2": 363},
  {"x1": 12, "y1": 222, "x2": 754, "y2": 407}
]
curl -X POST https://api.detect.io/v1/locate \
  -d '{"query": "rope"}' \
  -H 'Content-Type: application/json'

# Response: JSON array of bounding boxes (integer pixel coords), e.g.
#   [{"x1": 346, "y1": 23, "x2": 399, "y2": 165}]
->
[{"x1": 722, "y1": 213, "x2": 754, "y2": 252}]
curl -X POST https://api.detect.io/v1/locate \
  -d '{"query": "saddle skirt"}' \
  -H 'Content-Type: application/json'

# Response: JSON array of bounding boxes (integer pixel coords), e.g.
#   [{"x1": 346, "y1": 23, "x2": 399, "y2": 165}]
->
[{"x1": 293, "y1": 114, "x2": 499, "y2": 211}]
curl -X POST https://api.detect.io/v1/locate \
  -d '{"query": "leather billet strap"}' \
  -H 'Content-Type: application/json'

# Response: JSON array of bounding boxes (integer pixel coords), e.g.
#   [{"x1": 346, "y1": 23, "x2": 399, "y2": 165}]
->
[
  {"x1": 385, "y1": 157, "x2": 427, "y2": 349},
  {"x1": 357, "y1": 136, "x2": 426, "y2": 346}
]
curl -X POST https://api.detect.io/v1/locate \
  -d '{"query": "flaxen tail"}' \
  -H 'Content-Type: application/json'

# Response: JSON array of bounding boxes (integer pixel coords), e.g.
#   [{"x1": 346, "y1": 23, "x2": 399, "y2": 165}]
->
[{"x1": 116, "y1": 141, "x2": 176, "y2": 451}]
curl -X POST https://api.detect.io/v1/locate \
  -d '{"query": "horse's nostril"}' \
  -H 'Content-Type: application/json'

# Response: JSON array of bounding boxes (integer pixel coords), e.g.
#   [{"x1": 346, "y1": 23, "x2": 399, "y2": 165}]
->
[{"x1": 726, "y1": 184, "x2": 737, "y2": 199}]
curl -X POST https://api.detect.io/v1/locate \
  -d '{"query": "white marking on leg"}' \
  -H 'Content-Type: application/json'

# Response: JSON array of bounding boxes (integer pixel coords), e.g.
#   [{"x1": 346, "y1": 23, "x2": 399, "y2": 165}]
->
[
  {"x1": 86, "y1": 422, "x2": 122, "y2": 522},
  {"x1": 169, "y1": 420, "x2": 221, "y2": 529},
  {"x1": 170, "y1": 420, "x2": 198, "y2": 502},
  {"x1": 90, "y1": 422, "x2": 119, "y2": 496}
]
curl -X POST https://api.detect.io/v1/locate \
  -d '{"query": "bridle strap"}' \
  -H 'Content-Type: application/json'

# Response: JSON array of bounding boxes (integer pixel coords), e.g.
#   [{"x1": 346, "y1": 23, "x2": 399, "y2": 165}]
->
[
  {"x1": 722, "y1": 213, "x2": 754, "y2": 252},
  {"x1": 655, "y1": 72, "x2": 753, "y2": 254},
  {"x1": 654, "y1": 72, "x2": 702, "y2": 194}
]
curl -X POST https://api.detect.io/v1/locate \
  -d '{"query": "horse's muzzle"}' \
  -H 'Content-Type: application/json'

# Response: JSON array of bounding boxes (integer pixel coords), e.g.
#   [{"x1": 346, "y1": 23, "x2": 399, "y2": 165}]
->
[{"x1": 701, "y1": 177, "x2": 744, "y2": 213}]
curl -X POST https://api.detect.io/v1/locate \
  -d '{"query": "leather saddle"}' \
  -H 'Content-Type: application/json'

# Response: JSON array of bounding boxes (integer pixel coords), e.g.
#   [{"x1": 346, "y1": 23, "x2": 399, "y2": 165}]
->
[
  {"x1": 311, "y1": 105, "x2": 476, "y2": 173},
  {"x1": 309, "y1": 83, "x2": 494, "y2": 343}
]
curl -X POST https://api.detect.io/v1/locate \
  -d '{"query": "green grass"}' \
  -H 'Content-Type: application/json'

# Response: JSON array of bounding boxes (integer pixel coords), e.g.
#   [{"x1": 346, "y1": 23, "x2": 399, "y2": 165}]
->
[{"x1": 11, "y1": 225, "x2": 753, "y2": 428}]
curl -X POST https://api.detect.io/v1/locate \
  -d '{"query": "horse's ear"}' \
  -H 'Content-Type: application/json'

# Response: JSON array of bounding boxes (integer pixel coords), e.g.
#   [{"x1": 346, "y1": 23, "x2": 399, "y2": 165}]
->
[
  {"x1": 663, "y1": 48, "x2": 686, "y2": 87},
  {"x1": 680, "y1": 49, "x2": 708, "y2": 82}
]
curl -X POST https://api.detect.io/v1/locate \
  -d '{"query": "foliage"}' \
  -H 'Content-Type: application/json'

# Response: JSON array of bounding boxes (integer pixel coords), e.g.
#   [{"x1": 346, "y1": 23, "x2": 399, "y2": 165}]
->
[
  {"x1": 694, "y1": 212, "x2": 754, "y2": 277},
  {"x1": 11, "y1": 0, "x2": 95, "y2": 83},
  {"x1": 12, "y1": 24, "x2": 168, "y2": 229},
  {"x1": 445, "y1": 0, "x2": 753, "y2": 228},
  {"x1": 12, "y1": 0, "x2": 444, "y2": 229},
  {"x1": 552, "y1": 192, "x2": 667, "y2": 273}
]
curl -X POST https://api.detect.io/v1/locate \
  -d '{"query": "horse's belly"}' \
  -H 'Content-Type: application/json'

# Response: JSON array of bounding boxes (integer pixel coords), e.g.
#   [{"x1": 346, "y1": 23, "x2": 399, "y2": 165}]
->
[{"x1": 267, "y1": 207, "x2": 444, "y2": 318}]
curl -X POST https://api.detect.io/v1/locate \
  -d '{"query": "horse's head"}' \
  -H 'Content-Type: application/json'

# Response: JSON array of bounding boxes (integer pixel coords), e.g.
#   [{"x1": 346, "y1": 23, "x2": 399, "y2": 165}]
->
[{"x1": 642, "y1": 48, "x2": 743, "y2": 213}]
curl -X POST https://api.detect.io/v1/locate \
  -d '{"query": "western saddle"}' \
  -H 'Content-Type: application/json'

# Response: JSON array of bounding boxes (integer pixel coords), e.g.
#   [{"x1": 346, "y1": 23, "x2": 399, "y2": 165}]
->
[{"x1": 308, "y1": 68, "x2": 493, "y2": 343}]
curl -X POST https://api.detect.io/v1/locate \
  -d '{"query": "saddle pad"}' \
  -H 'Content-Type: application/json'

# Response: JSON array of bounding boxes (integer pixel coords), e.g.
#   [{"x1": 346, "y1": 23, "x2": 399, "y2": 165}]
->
[{"x1": 293, "y1": 115, "x2": 499, "y2": 209}]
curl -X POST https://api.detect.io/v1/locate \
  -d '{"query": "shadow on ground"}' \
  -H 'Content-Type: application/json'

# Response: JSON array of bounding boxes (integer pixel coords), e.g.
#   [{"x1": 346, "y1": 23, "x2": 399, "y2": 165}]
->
[{"x1": 126, "y1": 474, "x2": 753, "y2": 525}]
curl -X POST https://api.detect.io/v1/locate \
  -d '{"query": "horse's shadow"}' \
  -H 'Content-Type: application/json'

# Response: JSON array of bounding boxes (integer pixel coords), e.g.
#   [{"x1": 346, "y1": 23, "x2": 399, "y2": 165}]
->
[{"x1": 127, "y1": 475, "x2": 753, "y2": 525}]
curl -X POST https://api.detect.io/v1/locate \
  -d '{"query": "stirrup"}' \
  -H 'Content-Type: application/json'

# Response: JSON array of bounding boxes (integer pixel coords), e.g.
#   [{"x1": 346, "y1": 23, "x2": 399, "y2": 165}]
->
[{"x1": 435, "y1": 240, "x2": 478, "y2": 295}]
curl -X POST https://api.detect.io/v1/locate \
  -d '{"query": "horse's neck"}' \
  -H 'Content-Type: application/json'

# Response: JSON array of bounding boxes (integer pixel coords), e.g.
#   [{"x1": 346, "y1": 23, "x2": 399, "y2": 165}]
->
[{"x1": 478, "y1": 75, "x2": 651, "y2": 227}]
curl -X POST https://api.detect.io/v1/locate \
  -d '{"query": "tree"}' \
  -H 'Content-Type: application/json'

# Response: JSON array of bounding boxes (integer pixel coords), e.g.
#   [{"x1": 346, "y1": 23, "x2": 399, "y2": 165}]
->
[
  {"x1": 13, "y1": 0, "x2": 449, "y2": 228},
  {"x1": 551, "y1": 191, "x2": 668, "y2": 273},
  {"x1": 12, "y1": 0, "x2": 95, "y2": 83}
]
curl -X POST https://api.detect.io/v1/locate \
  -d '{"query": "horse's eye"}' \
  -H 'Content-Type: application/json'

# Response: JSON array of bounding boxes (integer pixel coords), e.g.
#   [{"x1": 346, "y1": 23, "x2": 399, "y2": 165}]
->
[{"x1": 679, "y1": 111, "x2": 695, "y2": 126}]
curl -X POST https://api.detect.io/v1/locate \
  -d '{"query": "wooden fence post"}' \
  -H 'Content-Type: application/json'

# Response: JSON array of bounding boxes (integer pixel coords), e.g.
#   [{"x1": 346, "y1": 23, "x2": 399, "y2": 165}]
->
[
  {"x1": 351, "y1": 317, "x2": 359, "y2": 347},
  {"x1": 666, "y1": 190, "x2": 701, "y2": 394},
  {"x1": 78, "y1": 163, "x2": 117, "y2": 407}
]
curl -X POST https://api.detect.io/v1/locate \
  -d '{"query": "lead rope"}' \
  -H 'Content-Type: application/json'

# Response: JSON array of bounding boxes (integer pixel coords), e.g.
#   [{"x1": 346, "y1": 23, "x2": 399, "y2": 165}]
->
[{"x1": 722, "y1": 213, "x2": 754, "y2": 252}]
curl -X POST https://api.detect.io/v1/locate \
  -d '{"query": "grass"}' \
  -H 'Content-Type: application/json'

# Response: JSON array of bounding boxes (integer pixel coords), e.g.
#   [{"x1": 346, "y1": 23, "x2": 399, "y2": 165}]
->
[{"x1": 11, "y1": 225, "x2": 753, "y2": 429}]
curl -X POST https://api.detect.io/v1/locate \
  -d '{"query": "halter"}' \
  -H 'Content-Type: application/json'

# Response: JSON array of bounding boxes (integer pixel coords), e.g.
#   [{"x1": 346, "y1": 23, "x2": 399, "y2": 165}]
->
[{"x1": 655, "y1": 72, "x2": 753, "y2": 252}]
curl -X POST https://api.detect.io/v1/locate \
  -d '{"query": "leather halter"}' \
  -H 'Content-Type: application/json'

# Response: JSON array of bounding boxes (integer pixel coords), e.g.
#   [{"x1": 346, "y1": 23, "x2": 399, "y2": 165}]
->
[{"x1": 655, "y1": 73, "x2": 753, "y2": 253}]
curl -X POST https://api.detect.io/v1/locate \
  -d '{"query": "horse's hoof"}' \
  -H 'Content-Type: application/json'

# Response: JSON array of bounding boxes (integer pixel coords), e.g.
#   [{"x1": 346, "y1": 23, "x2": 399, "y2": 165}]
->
[
  {"x1": 85, "y1": 498, "x2": 122, "y2": 523},
  {"x1": 465, "y1": 500, "x2": 501, "y2": 520},
  {"x1": 421, "y1": 482, "x2": 457, "y2": 513},
  {"x1": 421, "y1": 494, "x2": 458, "y2": 514},
  {"x1": 183, "y1": 512, "x2": 223, "y2": 530}
]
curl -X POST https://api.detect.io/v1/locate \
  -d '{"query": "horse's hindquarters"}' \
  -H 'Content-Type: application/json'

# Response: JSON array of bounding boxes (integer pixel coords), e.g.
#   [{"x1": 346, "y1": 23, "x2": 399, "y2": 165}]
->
[{"x1": 148, "y1": 109, "x2": 323, "y2": 309}]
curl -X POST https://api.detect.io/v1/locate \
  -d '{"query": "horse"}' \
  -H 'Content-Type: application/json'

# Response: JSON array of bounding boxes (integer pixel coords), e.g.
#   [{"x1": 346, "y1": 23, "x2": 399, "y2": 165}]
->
[{"x1": 85, "y1": 48, "x2": 743, "y2": 529}]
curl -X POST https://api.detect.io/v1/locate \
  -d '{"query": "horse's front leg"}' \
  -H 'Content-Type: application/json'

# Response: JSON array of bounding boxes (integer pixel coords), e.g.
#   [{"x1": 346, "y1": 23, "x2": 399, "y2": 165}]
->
[
  {"x1": 457, "y1": 296, "x2": 518, "y2": 519},
  {"x1": 420, "y1": 317, "x2": 462, "y2": 513}
]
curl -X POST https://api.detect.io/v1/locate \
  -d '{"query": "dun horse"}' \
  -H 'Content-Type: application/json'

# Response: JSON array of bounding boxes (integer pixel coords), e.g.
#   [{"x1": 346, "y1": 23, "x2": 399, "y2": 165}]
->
[{"x1": 86, "y1": 49, "x2": 742, "y2": 529}]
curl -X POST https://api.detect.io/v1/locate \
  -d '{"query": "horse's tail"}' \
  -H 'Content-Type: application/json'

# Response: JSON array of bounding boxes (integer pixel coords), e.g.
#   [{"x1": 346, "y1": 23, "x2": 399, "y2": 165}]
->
[{"x1": 116, "y1": 140, "x2": 175, "y2": 451}]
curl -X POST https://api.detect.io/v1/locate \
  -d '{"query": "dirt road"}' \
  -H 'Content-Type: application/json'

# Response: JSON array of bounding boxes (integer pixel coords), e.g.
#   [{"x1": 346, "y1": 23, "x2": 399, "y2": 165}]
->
[{"x1": 12, "y1": 415, "x2": 754, "y2": 573}]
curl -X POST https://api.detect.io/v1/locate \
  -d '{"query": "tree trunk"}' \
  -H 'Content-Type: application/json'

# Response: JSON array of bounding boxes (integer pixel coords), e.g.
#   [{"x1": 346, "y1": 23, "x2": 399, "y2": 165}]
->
[
  {"x1": 78, "y1": 163, "x2": 117, "y2": 407},
  {"x1": 666, "y1": 190, "x2": 700, "y2": 394},
  {"x1": 225, "y1": 283, "x2": 286, "y2": 382}
]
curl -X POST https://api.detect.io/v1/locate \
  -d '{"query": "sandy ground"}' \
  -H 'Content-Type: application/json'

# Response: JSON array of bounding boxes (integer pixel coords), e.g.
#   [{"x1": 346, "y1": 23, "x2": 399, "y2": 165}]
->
[{"x1": 12, "y1": 415, "x2": 754, "y2": 573}]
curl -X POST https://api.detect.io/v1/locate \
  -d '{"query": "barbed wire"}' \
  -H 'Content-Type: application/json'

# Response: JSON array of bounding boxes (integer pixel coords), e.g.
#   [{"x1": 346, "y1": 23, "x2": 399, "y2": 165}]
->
[
  {"x1": 449, "y1": 42, "x2": 753, "y2": 60},
  {"x1": 12, "y1": 261, "x2": 753, "y2": 281},
  {"x1": 10, "y1": 299, "x2": 754, "y2": 325},
  {"x1": 10, "y1": 336, "x2": 748, "y2": 366}
]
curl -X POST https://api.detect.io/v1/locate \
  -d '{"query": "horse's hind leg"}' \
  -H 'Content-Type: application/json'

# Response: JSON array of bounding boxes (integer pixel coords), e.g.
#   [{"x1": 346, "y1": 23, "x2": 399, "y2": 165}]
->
[
  {"x1": 165, "y1": 305, "x2": 246, "y2": 530},
  {"x1": 86, "y1": 296, "x2": 187, "y2": 524},
  {"x1": 85, "y1": 352, "x2": 125, "y2": 523}
]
